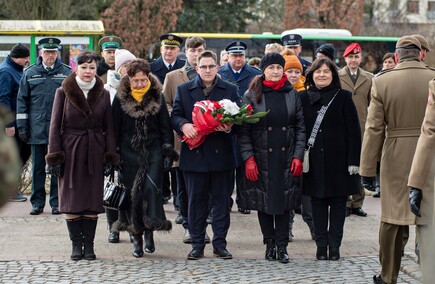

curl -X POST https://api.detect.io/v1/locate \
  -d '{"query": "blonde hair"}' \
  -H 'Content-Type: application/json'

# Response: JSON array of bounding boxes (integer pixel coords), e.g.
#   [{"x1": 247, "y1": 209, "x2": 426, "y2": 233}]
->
[{"x1": 265, "y1": 43, "x2": 284, "y2": 54}]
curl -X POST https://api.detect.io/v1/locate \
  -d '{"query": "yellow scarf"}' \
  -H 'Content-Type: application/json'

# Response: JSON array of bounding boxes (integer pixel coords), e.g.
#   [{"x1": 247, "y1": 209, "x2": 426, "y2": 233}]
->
[
  {"x1": 292, "y1": 76, "x2": 306, "y2": 92},
  {"x1": 131, "y1": 80, "x2": 151, "y2": 102}
]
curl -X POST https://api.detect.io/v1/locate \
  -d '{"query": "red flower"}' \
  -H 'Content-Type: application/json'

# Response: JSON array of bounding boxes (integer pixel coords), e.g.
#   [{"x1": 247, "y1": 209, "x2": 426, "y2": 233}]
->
[
  {"x1": 213, "y1": 101, "x2": 221, "y2": 109},
  {"x1": 216, "y1": 113, "x2": 224, "y2": 120},
  {"x1": 247, "y1": 104, "x2": 253, "y2": 111}
]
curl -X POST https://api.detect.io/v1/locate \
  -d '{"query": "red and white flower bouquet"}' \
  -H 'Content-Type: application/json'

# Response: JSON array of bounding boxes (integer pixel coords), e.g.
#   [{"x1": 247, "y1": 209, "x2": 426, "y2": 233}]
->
[{"x1": 182, "y1": 99, "x2": 268, "y2": 149}]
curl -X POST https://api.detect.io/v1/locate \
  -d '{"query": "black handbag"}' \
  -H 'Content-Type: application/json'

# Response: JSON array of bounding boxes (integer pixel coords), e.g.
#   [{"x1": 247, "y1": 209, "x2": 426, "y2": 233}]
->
[{"x1": 103, "y1": 172, "x2": 129, "y2": 210}]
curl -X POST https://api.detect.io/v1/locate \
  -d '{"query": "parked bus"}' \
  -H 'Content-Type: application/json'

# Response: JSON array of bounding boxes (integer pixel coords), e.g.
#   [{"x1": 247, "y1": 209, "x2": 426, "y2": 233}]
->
[{"x1": 173, "y1": 29, "x2": 399, "y2": 68}]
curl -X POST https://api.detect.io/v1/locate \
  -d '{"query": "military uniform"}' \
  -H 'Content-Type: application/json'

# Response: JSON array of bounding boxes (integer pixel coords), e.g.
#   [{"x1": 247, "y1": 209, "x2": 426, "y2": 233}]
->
[
  {"x1": 97, "y1": 36, "x2": 123, "y2": 83},
  {"x1": 339, "y1": 46, "x2": 373, "y2": 214},
  {"x1": 360, "y1": 36, "x2": 435, "y2": 284},
  {"x1": 16, "y1": 37, "x2": 72, "y2": 214},
  {"x1": 281, "y1": 33, "x2": 311, "y2": 74},
  {"x1": 408, "y1": 79, "x2": 435, "y2": 284}
]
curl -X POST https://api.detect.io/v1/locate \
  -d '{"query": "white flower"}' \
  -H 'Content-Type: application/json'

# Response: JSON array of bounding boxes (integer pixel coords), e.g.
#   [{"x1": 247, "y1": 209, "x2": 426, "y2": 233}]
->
[{"x1": 219, "y1": 99, "x2": 240, "y2": 115}]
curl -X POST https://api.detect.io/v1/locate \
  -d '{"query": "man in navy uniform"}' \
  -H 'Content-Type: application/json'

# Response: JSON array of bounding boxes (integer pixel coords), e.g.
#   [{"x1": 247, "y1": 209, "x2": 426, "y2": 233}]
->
[
  {"x1": 171, "y1": 50, "x2": 239, "y2": 260},
  {"x1": 218, "y1": 41, "x2": 261, "y2": 214},
  {"x1": 281, "y1": 33, "x2": 311, "y2": 74},
  {"x1": 97, "y1": 35, "x2": 123, "y2": 83},
  {"x1": 150, "y1": 33, "x2": 185, "y2": 84},
  {"x1": 16, "y1": 37, "x2": 72, "y2": 215}
]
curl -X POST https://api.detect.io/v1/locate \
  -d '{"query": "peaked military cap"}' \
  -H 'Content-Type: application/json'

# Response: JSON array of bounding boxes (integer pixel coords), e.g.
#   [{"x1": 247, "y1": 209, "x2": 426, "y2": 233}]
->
[
  {"x1": 412, "y1": 35, "x2": 430, "y2": 52},
  {"x1": 38, "y1": 37, "x2": 61, "y2": 50},
  {"x1": 225, "y1": 41, "x2": 247, "y2": 54},
  {"x1": 160, "y1": 34, "x2": 183, "y2": 47},
  {"x1": 281, "y1": 34, "x2": 302, "y2": 47},
  {"x1": 98, "y1": 36, "x2": 123, "y2": 50},
  {"x1": 396, "y1": 36, "x2": 421, "y2": 50}
]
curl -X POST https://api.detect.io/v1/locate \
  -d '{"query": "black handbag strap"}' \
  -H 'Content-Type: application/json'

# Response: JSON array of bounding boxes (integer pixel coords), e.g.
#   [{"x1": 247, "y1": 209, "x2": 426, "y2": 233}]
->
[{"x1": 307, "y1": 90, "x2": 339, "y2": 149}]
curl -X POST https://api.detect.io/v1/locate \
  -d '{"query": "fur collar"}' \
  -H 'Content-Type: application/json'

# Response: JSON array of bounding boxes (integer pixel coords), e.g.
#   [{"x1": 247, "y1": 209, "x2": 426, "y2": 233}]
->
[
  {"x1": 61, "y1": 73, "x2": 105, "y2": 117},
  {"x1": 116, "y1": 73, "x2": 162, "y2": 119}
]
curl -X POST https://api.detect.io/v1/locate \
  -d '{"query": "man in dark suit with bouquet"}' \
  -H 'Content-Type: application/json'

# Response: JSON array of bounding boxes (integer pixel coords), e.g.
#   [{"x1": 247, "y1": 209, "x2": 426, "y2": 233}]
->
[{"x1": 171, "y1": 50, "x2": 239, "y2": 260}]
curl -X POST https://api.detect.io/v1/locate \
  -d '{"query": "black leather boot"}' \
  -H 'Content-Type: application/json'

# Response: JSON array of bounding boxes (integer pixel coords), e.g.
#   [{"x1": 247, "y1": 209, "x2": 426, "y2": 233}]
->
[
  {"x1": 264, "y1": 239, "x2": 276, "y2": 261},
  {"x1": 66, "y1": 218, "x2": 83, "y2": 261},
  {"x1": 144, "y1": 229, "x2": 155, "y2": 253},
  {"x1": 329, "y1": 246, "x2": 340, "y2": 260},
  {"x1": 106, "y1": 208, "x2": 119, "y2": 243},
  {"x1": 316, "y1": 246, "x2": 327, "y2": 260},
  {"x1": 82, "y1": 217, "x2": 97, "y2": 260},
  {"x1": 132, "y1": 234, "x2": 144, "y2": 257},
  {"x1": 277, "y1": 246, "x2": 289, "y2": 263}
]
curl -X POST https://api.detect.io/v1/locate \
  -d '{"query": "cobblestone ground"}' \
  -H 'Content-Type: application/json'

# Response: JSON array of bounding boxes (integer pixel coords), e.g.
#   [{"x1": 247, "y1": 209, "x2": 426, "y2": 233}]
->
[{"x1": 0, "y1": 196, "x2": 423, "y2": 283}]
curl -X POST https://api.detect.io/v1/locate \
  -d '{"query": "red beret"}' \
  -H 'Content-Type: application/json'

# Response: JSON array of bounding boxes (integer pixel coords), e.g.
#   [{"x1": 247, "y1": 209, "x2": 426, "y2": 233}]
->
[{"x1": 343, "y1": 43, "x2": 362, "y2": 57}]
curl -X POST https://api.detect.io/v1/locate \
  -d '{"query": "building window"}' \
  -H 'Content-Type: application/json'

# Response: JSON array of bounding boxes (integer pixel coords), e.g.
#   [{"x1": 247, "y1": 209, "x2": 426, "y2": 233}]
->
[
  {"x1": 390, "y1": 0, "x2": 399, "y2": 9},
  {"x1": 407, "y1": 1, "x2": 419, "y2": 14},
  {"x1": 428, "y1": 1, "x2": 435, "y2": 19}
]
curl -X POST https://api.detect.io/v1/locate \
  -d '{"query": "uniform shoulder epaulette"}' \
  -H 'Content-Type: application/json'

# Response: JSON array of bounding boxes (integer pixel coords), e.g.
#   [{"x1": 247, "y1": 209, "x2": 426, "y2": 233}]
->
[
  {"x1": 61, "y1": 63, "x2": 71, "y2": 69},
  {"x1": 24, "y1": 64, "x2": 36, "y2": 71},
  {"x1": 375, "y1": 68, "x2": 394, "y2": 77}
]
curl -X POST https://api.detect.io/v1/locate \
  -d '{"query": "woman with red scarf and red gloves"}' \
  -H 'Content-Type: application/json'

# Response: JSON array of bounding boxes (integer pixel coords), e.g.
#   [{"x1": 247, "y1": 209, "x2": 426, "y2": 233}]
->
[{"x1": 238, "y1": 52, "x2": 306, "y2": 263}]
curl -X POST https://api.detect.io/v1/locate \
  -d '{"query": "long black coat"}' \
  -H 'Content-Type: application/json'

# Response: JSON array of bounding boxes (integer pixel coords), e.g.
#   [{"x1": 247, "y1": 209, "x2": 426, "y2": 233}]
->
[
  {"x1": 150, "y1": 57, "x2": 185, "y2": 84},
  {"x1": 112, "y1": 74, "x2": 175, "y2": 234},
  {"x1": 238, "y1": 82, "x2": 306, "y2": 215},
  {"x1": 299, "y1": 86, "x2": 361, "y2": 198},
  {"x1": 45, "y1": 73, "x2": 119, "y2": 214}
]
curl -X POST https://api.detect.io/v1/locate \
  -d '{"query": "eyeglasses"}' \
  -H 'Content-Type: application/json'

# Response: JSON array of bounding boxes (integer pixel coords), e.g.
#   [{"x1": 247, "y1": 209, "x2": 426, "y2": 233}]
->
[
  {"x1": 198, "y1": 64, "x2": 217, "y2": 70},
  {"x1": 130, "y1": 78, "x2": 148, "y2": 86}
]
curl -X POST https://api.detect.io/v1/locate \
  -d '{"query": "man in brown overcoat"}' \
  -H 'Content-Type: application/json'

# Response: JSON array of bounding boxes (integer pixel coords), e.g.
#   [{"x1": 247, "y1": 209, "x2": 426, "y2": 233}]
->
[
  {"x1": 360, "y1": 36, "x2": 435, "y2": 284},
  {"x1": 408, "y1": 79, "x2": 435, "y2": 284},
  {"x1": 339, "y1": 43, "x2": 373, "y2": 217}
]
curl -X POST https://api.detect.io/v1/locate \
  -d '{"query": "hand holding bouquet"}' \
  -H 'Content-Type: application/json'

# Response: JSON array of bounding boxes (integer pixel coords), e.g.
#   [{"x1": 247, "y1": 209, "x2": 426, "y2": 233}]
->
[{"x1": 182, "y1": 99, "x2": 268, "y2": 149}]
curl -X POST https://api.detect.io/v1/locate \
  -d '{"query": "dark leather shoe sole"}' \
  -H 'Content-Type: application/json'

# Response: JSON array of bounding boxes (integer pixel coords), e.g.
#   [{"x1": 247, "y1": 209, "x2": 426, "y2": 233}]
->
[
  {"x1": 187, "y1": 249, "x2": 204, "y2": 260},
  {"x1": 352, "y1": 208, "x2": 367, "y2": 217},
  {"x1": 238, "y1": 208, "x2": 251, "y2": 214},
  {"x1": 108, "y1": 232, "x2": 120, "y2": 243},
  {"x1": 133, "y1": 250, "x2": 144, "y2": 258},
  {"x1": 30, "y1": 207, "x2": 43, "y2": 215},
  {"x1": 213, "y1": 249, "x2": 232, "y2": 259}
]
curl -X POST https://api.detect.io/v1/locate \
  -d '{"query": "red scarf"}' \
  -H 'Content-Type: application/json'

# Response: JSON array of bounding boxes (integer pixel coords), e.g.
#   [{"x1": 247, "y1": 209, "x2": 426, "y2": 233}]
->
[{"x1": 263, "y1": 74, "x2": 288, "y2": 90}]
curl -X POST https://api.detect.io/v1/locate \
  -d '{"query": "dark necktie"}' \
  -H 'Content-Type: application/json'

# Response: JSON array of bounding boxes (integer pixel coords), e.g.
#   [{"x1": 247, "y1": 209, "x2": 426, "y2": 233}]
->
[
  {"x1": 234, "y1": 71, "x2": 240, "y2": 80},
  {"x1": 46, "y1": 66, "x2": 52, "y2": 72},
  {"x1": 168, "y1": 64, "x2": 172, "y2": 71}
]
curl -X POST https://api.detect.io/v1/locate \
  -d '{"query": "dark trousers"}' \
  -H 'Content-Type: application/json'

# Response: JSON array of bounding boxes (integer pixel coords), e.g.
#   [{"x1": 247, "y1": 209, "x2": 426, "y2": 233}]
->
[
  {"x1": 14, "y1": 133, "x2": 31, "y2": 165},
  {"x1": 30, "y1": 144, "x2": 58, "y2": 208},
  {"x1": 176, "y1": 168, "x2": 188, "y2": 229},
  {"x1": 234, "y1": 166, "x2": 242, "y2": 208},
  {"x1": 162, "y1": 169, "x2": 177, "y2": 207},
  {"x1": 184, "y1": 170, "x2": 232, "y2": 250},
  {"x1": 311, "y1": 196, "x2": 347, "y2": 248},
  {"x1": 257, "y1": 210, "x2": 290, "y2": 247},
  {"x1": 290, "y1": 194, "x2": 313, "y2": 225}
]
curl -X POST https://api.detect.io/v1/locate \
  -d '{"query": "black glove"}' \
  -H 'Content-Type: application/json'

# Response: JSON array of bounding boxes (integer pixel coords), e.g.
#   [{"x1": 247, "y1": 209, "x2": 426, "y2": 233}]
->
[
  {"x1": 45, "y1": 164, "x2": 63, "y2": 177},
  {"x1": 409, "y1": 187, "x2": 423, "y2": 217},
  {"x1": 18, "y1": 131, "x2": 28, "y2": 143},
  {"x1": 163, "y1": 156, "x2": 173, "y2": 171},
  {"x1": 104, "y1": 164, "x2": 113, "y2": 177},
  {"x1": 361, "y1": 176, "x2": 376, "y2": 191}
]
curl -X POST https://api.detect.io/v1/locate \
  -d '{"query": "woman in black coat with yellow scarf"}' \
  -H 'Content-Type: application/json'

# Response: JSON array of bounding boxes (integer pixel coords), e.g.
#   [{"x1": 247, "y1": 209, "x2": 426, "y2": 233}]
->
[
  {"x1": 238, "y1": 53, "x2": 306, "y2": 263},
  {"x1": 111, "y1": 59, "x2": 177, "y2": 258}
]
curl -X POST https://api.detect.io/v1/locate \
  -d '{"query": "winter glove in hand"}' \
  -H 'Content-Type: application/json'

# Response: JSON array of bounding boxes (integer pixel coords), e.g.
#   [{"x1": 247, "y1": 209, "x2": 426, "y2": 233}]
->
[
  {"x1": 104, "y1": 164, "x2": 113, "y2": 177},
  {"x1": 409, "y1": 187, "x2": 422, "y2": 217},
  {"x1": 163, "y1": 156, "x2": 173, "y2": 171},
  {"x1": 245, "y1": 156, "x2": 259, "y2": 182},
  {"x1": 361, "y1": 176, "x2": 376, "y2": 191},
  {"x1": 348, "y1": 165, "x2": 359, "y2": 175},
  {"x1": 45, "y1": 164, "x2": 63, "y2": 177},
  {"x1": 290, "y1": 158, "x2": 303, "y2": 177},
  {"x1": 18, "y1": 131, "x2": 28, "y2": 143}
]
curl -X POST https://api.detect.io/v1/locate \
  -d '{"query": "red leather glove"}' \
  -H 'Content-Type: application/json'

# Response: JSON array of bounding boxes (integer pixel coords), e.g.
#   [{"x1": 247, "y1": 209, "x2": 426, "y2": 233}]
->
[
  {"x1": 290, "y1": 158, "x2": 303, "y2": 177},
  {"x1": 245, "y1": 156, "x2": 259, "y2": 182}
]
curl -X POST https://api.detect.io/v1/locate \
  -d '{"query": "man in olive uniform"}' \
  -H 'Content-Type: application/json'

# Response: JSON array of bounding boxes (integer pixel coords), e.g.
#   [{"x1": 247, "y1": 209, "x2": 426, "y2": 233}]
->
[
  {"x1": 16, "y1": 37, "x2": 72, "y2": 215},
  {"x1": 408, "y1": 78, "x2": 435, "y2": 284},
  {"x1": 339, "y1": 43, "x2": 373, "y2": 217},
  {"x1": 97, "y1": 35, "x2": 123, "y2": 83},
  {"x1": 359, "y1": 36, "x2": 435, "y2": 284}
]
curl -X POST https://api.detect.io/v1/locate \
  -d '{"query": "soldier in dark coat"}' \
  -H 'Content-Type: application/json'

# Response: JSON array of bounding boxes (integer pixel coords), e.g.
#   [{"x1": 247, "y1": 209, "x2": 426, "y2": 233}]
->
[
  {"x1": 111, "y1": 59, "x2": 176, "y2": 258},
  {"x1": 16, "y1": 37, "x2": 72, "y2": 215},
  {"x1": 45, "y1": 51, "x2": 119, "y2": 261},
  {"x1": 299, "y1": 58, "x2": 361, "y2": 261},
  {"x1": 238, "y1": 53, "x2": 305, "y2": 263}
]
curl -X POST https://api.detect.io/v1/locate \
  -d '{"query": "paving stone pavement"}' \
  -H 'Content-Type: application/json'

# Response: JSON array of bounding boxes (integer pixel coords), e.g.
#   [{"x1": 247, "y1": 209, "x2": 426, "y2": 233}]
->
[{"x1": 0, "y1": 194, "x2": 423, "y2": 283}]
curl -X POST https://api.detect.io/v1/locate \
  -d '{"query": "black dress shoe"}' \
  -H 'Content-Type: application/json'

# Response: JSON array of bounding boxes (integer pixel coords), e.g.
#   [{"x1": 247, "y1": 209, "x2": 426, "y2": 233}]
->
[
  {"x1": 108, "y1": 231, "x2": 119, "y2": 243},
  {"x1": 30, "y1": 207, "x2": 43, "y2": 215},
  {"x1": 213, "y1": 248, "x2": 233, "y2": 259},
  {"x1": 352, "y1": 207, "x2": 367, "y2": 217},
  {"x1": 329, "y1": 246, "x2": 340, "y2": 261},
  {"x1": 187, "y1": 248, "x2": 204, "y2": 260},
  {"x1": 277, "y1": 246, "x2": 289, "y2": 263},
  {"x1": 51, "y1": 207, "x2": 61, "y2": 215},
  {"x1": 316, "y1": 246, "x2": 327, "y2": 260},
  {"x1": 373, "y1": 275, "x2": 386, "y2": 284},
  {"x1": 345, "y1": 207, "x2": 351, "y2": 217},
  {"x1": 238, "y1": 208, "x2": 251, "y2": 214}
]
